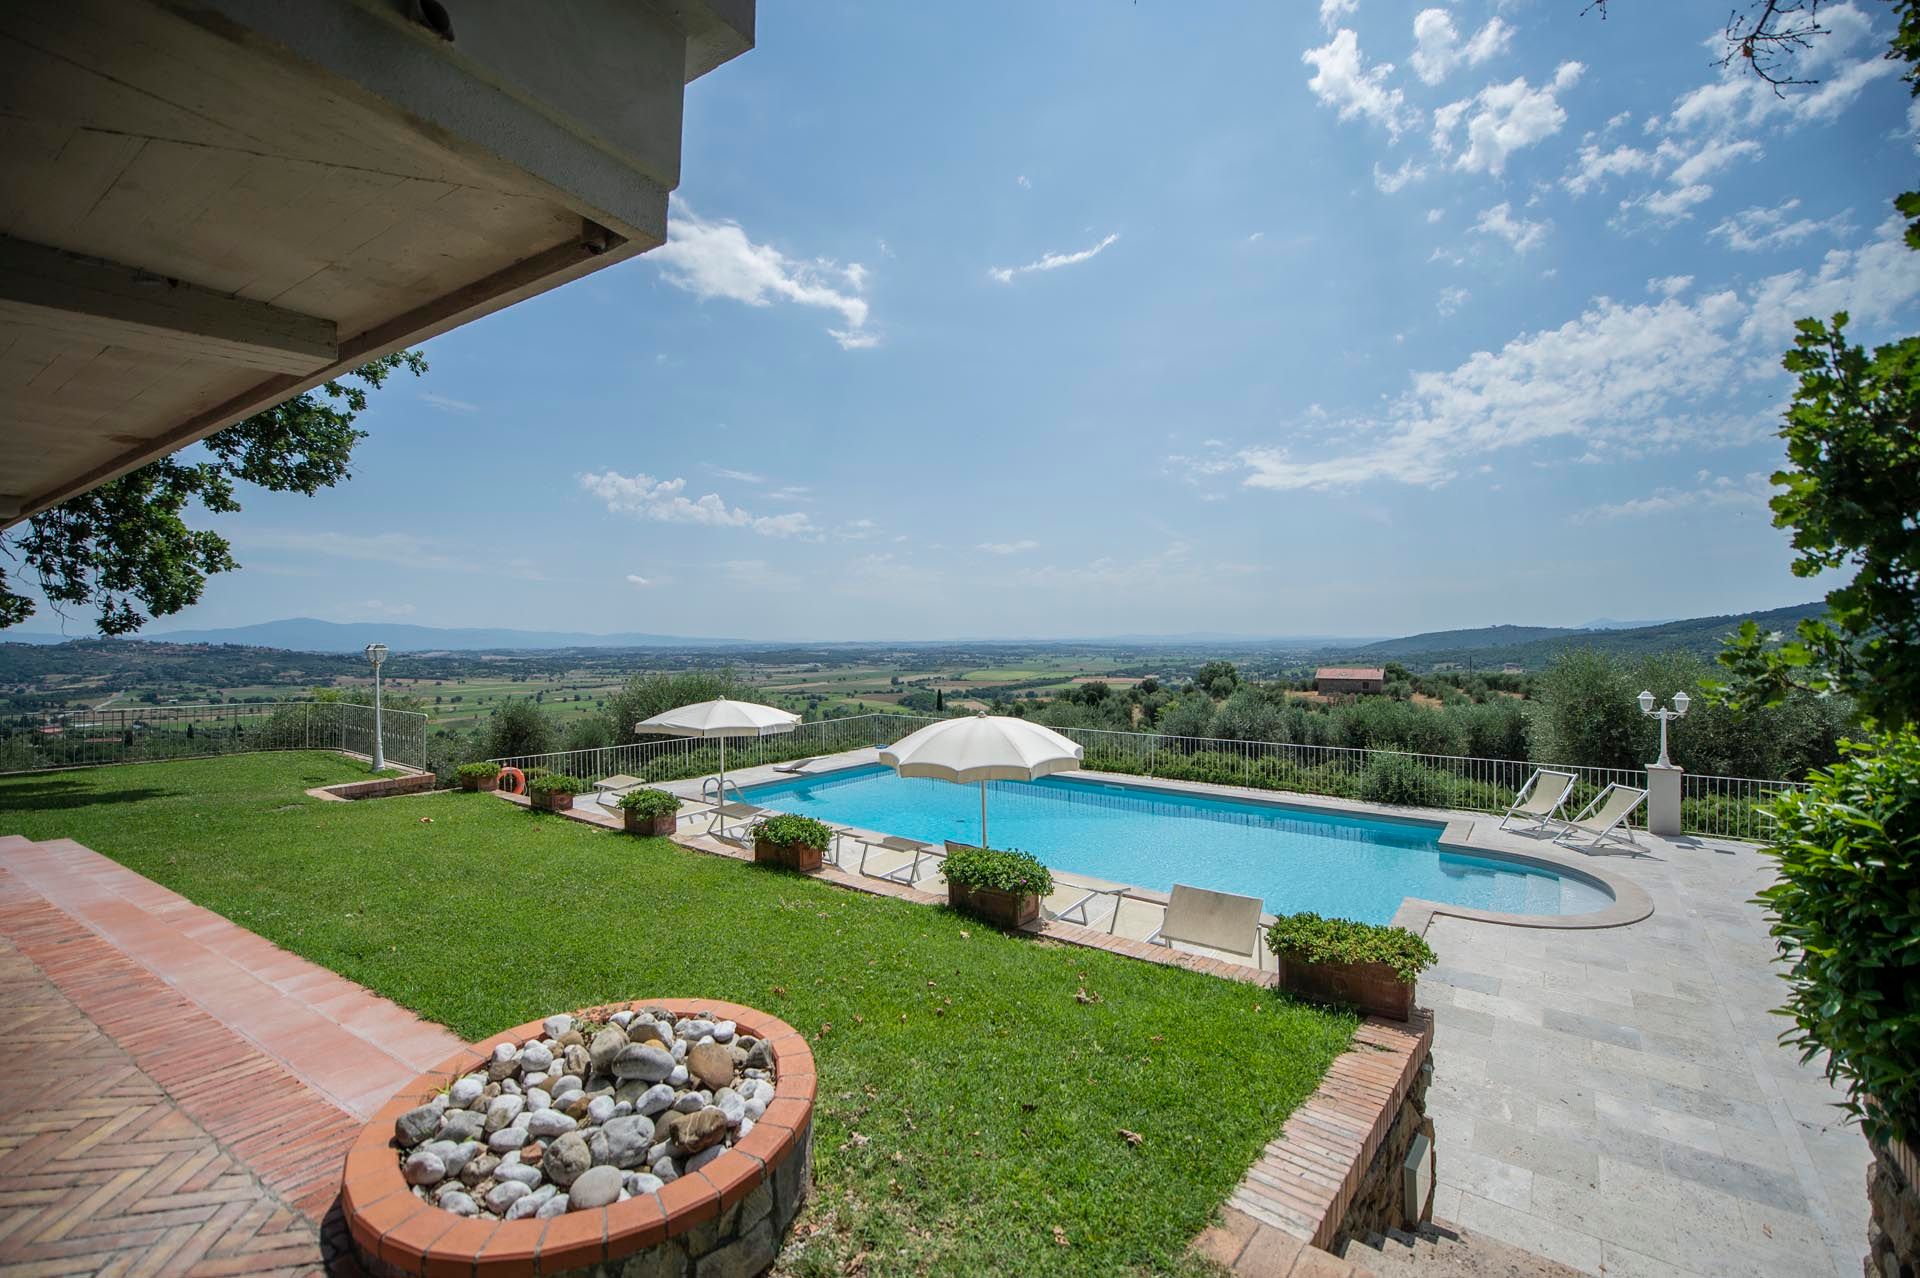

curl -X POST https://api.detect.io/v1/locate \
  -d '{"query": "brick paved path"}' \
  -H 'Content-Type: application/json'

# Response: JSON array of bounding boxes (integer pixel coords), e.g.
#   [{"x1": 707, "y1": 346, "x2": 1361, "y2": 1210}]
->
[{"x1": 0, "y1": 841, "x2": 465, "y2": 1278}]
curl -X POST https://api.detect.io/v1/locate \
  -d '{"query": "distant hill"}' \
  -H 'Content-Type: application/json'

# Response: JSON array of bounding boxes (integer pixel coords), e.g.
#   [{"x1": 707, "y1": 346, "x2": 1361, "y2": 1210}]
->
[
  {"x1": 1345, "y1": 602, "x2": 1825, "y2": 670},
  {"x1": 1359, "y1": 624, "x2": 1587, "y2": 658},
  {"x1": 143, "y1": 618, "x2": 746, "y2": 652}
]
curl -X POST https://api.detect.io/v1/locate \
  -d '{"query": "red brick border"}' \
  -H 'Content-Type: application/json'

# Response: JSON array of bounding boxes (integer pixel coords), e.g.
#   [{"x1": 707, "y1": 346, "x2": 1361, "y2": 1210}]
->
[{"x1": 340, "y1": 1000, "x2": 814, "y2": 1277}]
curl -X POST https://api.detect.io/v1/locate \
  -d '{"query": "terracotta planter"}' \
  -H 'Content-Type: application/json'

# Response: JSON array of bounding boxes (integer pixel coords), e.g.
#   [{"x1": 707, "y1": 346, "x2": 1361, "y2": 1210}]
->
[
  {"x1": 1276, "y1": 953, "x2": 1415, "y2": 1021},
  {"x1": 624, "y1": 809, "x2": 678, "y2": 836},
  {"x1": 530, "y1": 790, "x2": 575, "y2": 812},
  {"x1": 948, "y1": 881, "x2": 1041, "y2": 930},
  {"x1": 459, "y1": 773, "x2": 500, "y2": 793},
  {"x1": 754, "y1": 837, "x2": 824, "y2": 872}
]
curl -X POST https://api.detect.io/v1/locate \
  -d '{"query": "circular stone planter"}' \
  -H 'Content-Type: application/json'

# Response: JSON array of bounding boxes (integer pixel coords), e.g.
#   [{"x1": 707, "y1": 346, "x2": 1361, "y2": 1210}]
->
[{"x1": 341, "y1": 999, "x2": 815, "y2": 1277}]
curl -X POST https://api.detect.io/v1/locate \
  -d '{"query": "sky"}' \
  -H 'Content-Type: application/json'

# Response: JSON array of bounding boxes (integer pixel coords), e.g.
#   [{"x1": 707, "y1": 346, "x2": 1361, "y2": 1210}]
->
[{"x1": 45, "y1": 1, "x2": 1920, "y2": 641}]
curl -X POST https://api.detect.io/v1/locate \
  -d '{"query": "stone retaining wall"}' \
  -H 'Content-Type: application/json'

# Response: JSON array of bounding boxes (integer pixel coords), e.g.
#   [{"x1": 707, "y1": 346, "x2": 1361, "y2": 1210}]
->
[
  {"x1": 1335, "y1": 1056, "x2": 1434, "y2": 1245},
  {"x1": 317, "y1": 773, "x2": 437, "y2": 801},
  {"x1": 1869, "y1": 1137, "x2": 1918, "y2": 1278}
]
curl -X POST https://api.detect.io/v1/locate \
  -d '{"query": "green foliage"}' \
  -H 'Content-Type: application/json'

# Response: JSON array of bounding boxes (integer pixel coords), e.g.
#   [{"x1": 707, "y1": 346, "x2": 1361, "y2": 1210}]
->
[
  {"x1": 454, "y1": 762, "x2": 501, "y2": 781},
  {"x1": 1359, "y1": 754, "x2": 1431, "y2": 806},
  {"x1": 1714, "y1": 315, "x2": 1920, "y2": 729},
  {"x1": 755, "y1": 812, "x2": 832, "y2": 848},
  {"x1": 0, "y1": 352, "x2": 425, "y2": 635},
  {"x1": 1266, "y1": 912, "x2": 1437, "y2": 983},
  {"x1": 615, "y1": 788, "x2": 681, "y2": 817},
  {"x1": 1530, "y1": 650, "x2": 1642, "y2": 770},
  {"x1": 941, "y1": 844, "x2": 1055, "y2": 897},
  {"x1": 601, "y1": 670, "x2": 753, "y2": 746},
  {"x1": 527, "y1": 772, "x2": 586, "y2": 796},
  {"x1": 1754, "y1": 727, "x2": 1920, "y2": 1149},
  {"x1": 483, "y1": 699, "x2": 555, "y2": 760},
  {"x1": 1193, "y1": 660, "x2": 1241, "y2": 699},
  {"x1": 561, "y1": 716, "x2": 614, "y2": 753}
]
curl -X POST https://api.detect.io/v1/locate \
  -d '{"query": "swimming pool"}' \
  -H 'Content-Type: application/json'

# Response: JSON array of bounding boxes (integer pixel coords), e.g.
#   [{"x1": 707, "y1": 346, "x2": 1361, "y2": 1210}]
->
[{"x1": 739, "y1": 765, "x2": 1613, "y2": 925}]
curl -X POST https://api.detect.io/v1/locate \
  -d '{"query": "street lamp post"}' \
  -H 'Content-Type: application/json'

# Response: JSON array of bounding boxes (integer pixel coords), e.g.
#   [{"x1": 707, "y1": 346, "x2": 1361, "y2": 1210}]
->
[
  {"x1": 365, "y1": 643, "x2": 388, "y2": 771},
  {"x1": 1636, "y1": 688, "x2": 1691, "y2": 769},
  {"x1": 1637, "y1": 688, "x2": 1690, "y2": 836}
]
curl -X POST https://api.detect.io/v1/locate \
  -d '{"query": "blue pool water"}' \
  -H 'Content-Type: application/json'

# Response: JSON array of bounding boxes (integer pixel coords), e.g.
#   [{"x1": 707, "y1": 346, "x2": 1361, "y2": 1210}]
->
[{"x1": 740, "y1": 765, "x2": 1612, "y2": 925}]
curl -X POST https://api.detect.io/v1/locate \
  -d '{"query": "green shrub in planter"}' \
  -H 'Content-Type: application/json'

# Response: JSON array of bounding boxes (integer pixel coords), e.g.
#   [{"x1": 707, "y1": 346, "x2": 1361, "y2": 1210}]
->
[
  {"x1": 455, "y1": 762, "x2": 502, "y2": 792},
  {"x1": 944, "y1": 846, "x2": 1053, "y2": 929},
  {"x1": 942, "y1": 846, "x2": 1054, "y2": 898},
  {"x1": 1267, "y1": 912, "x2": 1436, "y2": 1020},
  {"x1": 527, "y1": 773, "x2": 585, "y2": 811},
  {"x1": 1756, "y1": 727, "x2": 1920, "y2": 1151},
  {"x1": 616, "y1": 787, "x2": 682, "y2": 835},
  {"x1": 753, "y1": 813, "x2": 832, "y2": 872}
]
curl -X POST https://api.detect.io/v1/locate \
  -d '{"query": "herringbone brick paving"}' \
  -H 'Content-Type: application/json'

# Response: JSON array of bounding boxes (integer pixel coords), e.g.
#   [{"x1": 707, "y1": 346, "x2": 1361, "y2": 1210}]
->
[{"x1": 0, "y1": 868, "x2": 371, "y2": 1276}]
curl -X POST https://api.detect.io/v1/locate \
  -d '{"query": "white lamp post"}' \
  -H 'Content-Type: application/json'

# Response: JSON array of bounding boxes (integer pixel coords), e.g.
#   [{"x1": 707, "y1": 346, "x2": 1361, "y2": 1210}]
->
[
  {"x1": 365, "y1": 642, "x2": 388, "y2": 771},
  {"x1": 1637, "y1": 689, "x2": 1690, "y2": 768}
]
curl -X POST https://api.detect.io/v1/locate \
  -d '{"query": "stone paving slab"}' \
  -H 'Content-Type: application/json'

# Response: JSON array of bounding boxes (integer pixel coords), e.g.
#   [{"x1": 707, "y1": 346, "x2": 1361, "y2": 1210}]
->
[{"x1": 1422, "y1": 828, "x2": 1871, "y2": 1277}]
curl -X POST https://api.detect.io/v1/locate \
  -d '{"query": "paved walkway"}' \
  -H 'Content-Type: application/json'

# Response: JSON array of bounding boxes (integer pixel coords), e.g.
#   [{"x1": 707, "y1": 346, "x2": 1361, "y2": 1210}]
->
[
  {"x1": 0, "y1": 837, "x2": 465, "y2": 1278},
  {"x1": 1421, "y1": 828, "x2": 1870, "y2": 1277}
]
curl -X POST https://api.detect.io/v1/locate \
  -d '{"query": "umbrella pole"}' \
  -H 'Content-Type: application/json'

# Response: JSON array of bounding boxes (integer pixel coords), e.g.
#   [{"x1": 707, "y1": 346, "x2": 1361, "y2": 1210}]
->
[
  {"x1": 979, "y1": 780, "x2": 988, "y2": 849},
  {"x1": 718, "y1": 737, "x2": 728, "y2": 831}
]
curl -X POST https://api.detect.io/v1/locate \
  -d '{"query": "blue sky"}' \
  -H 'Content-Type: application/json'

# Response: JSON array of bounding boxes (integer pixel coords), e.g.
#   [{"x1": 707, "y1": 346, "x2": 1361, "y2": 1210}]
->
[{"x1": 85, "y1": 2, "x2": 1920, "y2": 640}]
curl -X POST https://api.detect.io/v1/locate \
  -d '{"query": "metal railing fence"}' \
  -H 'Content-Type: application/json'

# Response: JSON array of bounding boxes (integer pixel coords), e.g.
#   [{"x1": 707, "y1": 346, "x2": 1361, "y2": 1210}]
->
[
  {"x1": 0, "y1": 701, "x2": 429, "y2": 774},
  {"x1": 492, "y1": 712, "x2": 1805, "y2": 841}
]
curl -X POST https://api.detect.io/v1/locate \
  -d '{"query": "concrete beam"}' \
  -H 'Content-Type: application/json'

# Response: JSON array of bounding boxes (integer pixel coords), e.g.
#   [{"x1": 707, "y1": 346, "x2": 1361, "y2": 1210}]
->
[
  {"x1": 0, "y1": 236, "x2": 338, "y2": 374},
  {"x1": 8, "y1": 222, "x2": 637, "y2": 528}
]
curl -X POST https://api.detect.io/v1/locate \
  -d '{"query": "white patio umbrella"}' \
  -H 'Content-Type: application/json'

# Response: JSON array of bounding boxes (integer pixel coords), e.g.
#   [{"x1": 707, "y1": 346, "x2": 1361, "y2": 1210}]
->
[
  {"x1": 879, "y1": 714, "x2": 1083, "y2": 847},
  {"x1": 634, "y1": 698, "x2": 802, "y2": 809}
]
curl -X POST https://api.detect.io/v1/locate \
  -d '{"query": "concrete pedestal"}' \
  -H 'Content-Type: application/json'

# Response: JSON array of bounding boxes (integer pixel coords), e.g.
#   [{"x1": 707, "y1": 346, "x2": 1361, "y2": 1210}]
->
[{"x1": 1645, "y1": 763, "x2": 1683, "y2": 837}]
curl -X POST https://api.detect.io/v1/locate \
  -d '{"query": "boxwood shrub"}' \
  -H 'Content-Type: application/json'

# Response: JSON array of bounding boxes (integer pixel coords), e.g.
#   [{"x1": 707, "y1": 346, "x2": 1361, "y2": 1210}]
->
[
  {"x1": 1266, "y1": 911, "x2": 1437, "y2": 983},
  {"x1": 526, "y1": 772, "x2": 586, "y2": 797},
  {"x1": 455, "y1": 762, "x2": 502, "y2": 781},
  {"x1": 1756, "y1": 727, "x2": 1920, "y2": 1150},
  {"x1": 755, "y1": 813, "x2": 832, "y2": 848},
  {"x1": 942, "y1": 845, "x2": 1054, "y2": 898},
  {"x1": 615, "y1": 788, "x2": 682, "y2": 817}
]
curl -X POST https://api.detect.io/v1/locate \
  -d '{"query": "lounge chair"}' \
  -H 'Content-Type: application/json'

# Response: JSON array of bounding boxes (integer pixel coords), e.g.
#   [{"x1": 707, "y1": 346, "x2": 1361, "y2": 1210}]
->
[
  {"x1": 854, "y1": 835, "x2": 942, "y2": 886},
  {"x1": 593, "y1": 773, "x2": 647, "y2": 797},
  {"x1": 1500, "y1": 769, "x2": 1577, "y2": 831},
  {"x1": 1044, "y1": 876, "x2": 1126, "y2": 929},
  {"x1": 1147, "y1": 883, "x2": 1269, "y2": 970},
  {"x1": 705, "y1": 801, "x2": 768, "y2": 842},
  {"x1": 1553, "y1": 783, "x2": 1647, "y2": 853},
  {"x1": 771, "y1": 758, "x2": 820, "y2": 775}
]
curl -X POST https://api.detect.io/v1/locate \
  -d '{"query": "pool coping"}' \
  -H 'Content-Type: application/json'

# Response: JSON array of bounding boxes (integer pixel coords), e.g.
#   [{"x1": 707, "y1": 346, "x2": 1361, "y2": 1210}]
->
[{"x1": 703, "y1": 751, "x2": 1654, "y2": 935}]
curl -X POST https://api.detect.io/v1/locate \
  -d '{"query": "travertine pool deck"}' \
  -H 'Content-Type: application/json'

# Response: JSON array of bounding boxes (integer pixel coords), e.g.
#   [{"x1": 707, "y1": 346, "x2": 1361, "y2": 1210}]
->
[{"x1": 684, "y1": 755, "x2": 1872, "y2": 1276}]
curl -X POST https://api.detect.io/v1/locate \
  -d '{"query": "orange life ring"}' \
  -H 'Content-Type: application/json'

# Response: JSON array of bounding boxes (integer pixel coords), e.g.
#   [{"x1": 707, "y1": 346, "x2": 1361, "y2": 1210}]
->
[{"x1": 497, "y1": 766, "x2": 526, "y2": 796}]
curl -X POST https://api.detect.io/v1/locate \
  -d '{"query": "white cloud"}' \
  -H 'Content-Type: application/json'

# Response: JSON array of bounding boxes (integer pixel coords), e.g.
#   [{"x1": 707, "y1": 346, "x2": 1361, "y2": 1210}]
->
[
  {"x1": 1667, "y1": 3, "x2": 1897, "y2": 134},
  {"x1": 1425, "y1": 208, "x2": 1445, "y2": 224},
  {"x1": 1623, "y1": 182, "x2": 1714, "y2": 222},
  {"x1": 978, "y1": 539, "x2": 1040, "y2": 555},
  {"x1": 1302, "y1": 29, "x2": 1410, "y2": 139},
  {"x1": 650, "y1": 203, "x2": 875, "y2": 350},
  {"x1": 1410, "y1": 10, "x2": 1512, "y2": 86},
  {"x1": 706, "y1": 465, "x2": 766, "y2": 485},
  {"x1": 1017, "y1": 174, "x2": 1032, "y2": 189},
  {"x1": 1647, "y1": 274, "x2": 1694, "y2": 297},
  {"x1": 1373, "y1": 157, "x2": 1427, "y2": 193},
  {"x1": 1318, "y1": 0, "x2": 1358, "y2": 32},
  {"x1": 1660, "y1": 136, "x2": 1762, "y2": 186},
  {"x1": 1223, "y1": 217, "x2": 1920, "y2": 492},
  {"x1": 624, "y1": 574, "x2": 654, "y2": 587},
  {"x1": 1709, "y1": 199, "x2": 1853, "y2": 252},
  {"x1": 418, "y1": 393, "x2": 479, "y2": 414},
  {"x1": 1573, "y1": 472, "x2": 1771, "y2": 523},
  {"x1": 988, "y1": 233, "x2": 1120, "y2": 283},
  {"x1": 578, "y1": 471, "x2": 818, "y2": 538},
  {"x1": 1561, "y1": 142, "x2": 1657, "y2": 195},
  {"x1": 1436, "y1": 286, "x2": 1471, "y2": 316},
  {"x1": 1471, "y1": 202, "x2": 1549, "y2": 253},
  {"x1": 1436, "y1": 62, "x2": 1584, "y2": 175}
]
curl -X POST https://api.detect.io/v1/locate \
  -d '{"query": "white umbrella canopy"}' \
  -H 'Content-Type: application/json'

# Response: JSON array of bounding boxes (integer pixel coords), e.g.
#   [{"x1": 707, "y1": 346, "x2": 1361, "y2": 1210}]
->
[
  {"x1": 879, "y1": 714, "x2": 1083, "y2": 846},
  {"x1": 634, "y1": 698, "x2": 802, "y2": 807}
]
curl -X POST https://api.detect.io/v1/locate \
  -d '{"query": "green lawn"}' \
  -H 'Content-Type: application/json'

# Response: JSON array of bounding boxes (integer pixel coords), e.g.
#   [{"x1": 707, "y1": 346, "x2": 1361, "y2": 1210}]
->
[{"x1": 0, "y1": 753, "x2": 1353, "y2": 1277}]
